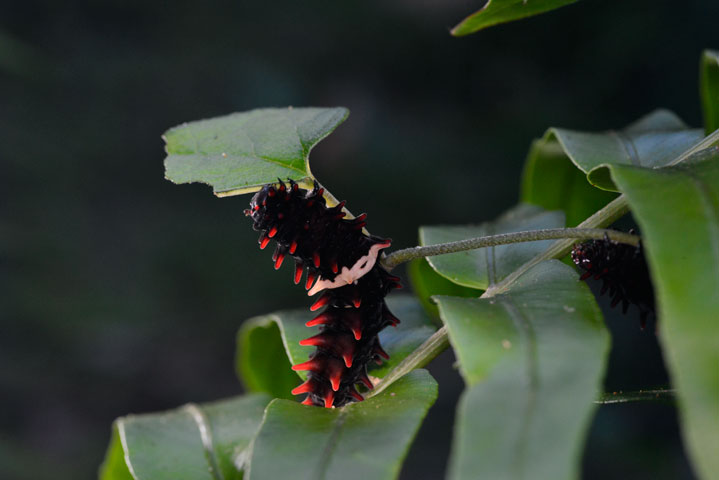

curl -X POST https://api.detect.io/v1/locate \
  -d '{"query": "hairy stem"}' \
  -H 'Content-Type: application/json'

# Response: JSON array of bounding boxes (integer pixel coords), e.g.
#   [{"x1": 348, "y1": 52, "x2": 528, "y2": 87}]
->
[
  {"x1": 372, "y1": 130, "x2": 719, "y2": 397},
  {"x1": 370, "y1": 326, "x2": 449, "y2": 397},
  {"x1": 595, "y1": 388, "x2": 676, "y2": 405},
  {"x1": 382, "y1": 227, "x2": 639, "y2": 271},
  {"x1": 484, "y1": 197, "x2": 629, "y2": 296}
]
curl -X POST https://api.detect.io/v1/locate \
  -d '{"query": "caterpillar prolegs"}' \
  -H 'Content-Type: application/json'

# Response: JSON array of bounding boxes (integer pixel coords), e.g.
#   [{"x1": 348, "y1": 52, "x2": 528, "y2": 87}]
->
[{"x1": 245, "y1": 180, "x2": 401, "y2": 407}]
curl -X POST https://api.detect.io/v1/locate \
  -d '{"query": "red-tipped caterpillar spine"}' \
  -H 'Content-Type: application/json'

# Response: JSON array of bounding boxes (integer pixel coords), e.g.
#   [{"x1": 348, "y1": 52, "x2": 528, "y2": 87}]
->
[{"x1": 245, "y1": 180, "x2": 401, "y2": 407}]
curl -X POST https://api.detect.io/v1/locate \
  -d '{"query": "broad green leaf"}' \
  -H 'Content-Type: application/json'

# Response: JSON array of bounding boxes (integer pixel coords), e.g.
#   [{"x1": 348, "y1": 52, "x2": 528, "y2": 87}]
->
[
  {"x1": 536, "y1": 109, "x2": 702, "y2": 191},
  {"x1": 100, "y1": 394, "x2": 271, "y2": 480},
  {"x1": 163, "y1": 107, "x2": 348, "y2": 196},
  {"x1": 407, "y1": 257, "x2": 481, "y2": 320},
  {"x1": 700, "y1": 50, "x2": 719, "y2": 134},
  {"x1": 451, "y1": 0, "x2": 578, "y2": 37},
  {"x1": 420, "y1": 204, "x2": 565, "y2": 290},
  {"x1": 247, "y1": 370, "x2": 437, "y2": 480},
  {"x1": 521, "y1": 137, "x2": 618, "y2": 226},
  {"x1": 436, "y1": 260, "x2": 609, "y2": 480},
  {"x1": 236, "y1": 294, "x2": 437, "y2": 390},
  {"x1": 236, "y1": 317, "x2": 300, "y2": 400},
  {"x1": 602, "y1": 152, "x2": 719, "y2": 479}
]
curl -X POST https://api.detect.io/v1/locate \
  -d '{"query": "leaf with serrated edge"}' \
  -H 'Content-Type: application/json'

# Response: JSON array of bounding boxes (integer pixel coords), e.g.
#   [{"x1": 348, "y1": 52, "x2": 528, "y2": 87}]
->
[
  {"x1": 163, "y1": 107, "x2": 348, "y2": 196},
  {"x1": 247, "y1": 370, "x2": 437, "y2": 480},
  {"x1": 420, "y1": 204, "x2": 565, "y2": 290},
  {"x1": 602, "y1": 152, "x2": 719, "y2": 479},
  {"x1": 452, "y1": 0, "x2": 578, "y2": 36},
  {"x1": 437, "y1": 260, "x2": 608, "y2": 480}
]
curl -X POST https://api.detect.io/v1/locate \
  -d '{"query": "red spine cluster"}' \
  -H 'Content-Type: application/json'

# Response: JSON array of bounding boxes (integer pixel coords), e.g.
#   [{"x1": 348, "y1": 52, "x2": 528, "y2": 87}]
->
[
  {"x1": 571, "y1": 233, "x2": 655, "y2": 327},
  {"x1": 245, "y1": 180, "x2": 402, "y2": 407}
]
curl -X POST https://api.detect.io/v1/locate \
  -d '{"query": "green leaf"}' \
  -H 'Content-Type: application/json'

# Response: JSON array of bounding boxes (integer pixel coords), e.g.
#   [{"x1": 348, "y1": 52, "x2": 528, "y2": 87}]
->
[
  {"x1": 700, "y1": 49, "x2": 719, "y2": 134},
  {"x1": 236, "y1": 317, "x2": 300, "y2": 400},
  {"x1": 236, "y1": 294, "x2": 437, "y2": 391},
  {"x1": 420, "y1": 204, "x2": 565, "y2": 290},
  {"x1": 407, "y1": 258, "x2": 481, "y2": 320},
  {"x1": 99, "y1": 428, "x2": 134, "y2": 480},
  {"x1": 537, "y1": 109, "x2": 702, "y2": 192},
  {"x1": 521, "y1": 138, "x2": 618, "y2": 226},
  {"x1": 451, "y1": 0, "x2": 578, "y2": 37},
  {"x1": 163, "y1": 107, "x2": 349, "y2": 196},
  {"x1": 247, "y1": 370, "x2": 437, "y2": 480},
  {"x1": 602, "y1": 151, "x2": 719, "y2": 479},
  {"x1": 100, "y1": 394, "x2": 271, "y2": 480},
  {"x1": 436, "y1": 260, "x2": 609, "y2": 480}
]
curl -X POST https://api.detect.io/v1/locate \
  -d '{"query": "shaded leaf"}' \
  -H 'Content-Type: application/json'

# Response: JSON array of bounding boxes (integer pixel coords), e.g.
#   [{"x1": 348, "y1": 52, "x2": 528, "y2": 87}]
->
[
  {"x1": 99, "y1": 428, "x2": 134, "y2": 480},
  {"x1": 247, "y1": 370, "x2": 437, "y2": 480},
  {"x1": 163, "y1": 107, "x2": 348, "y2": 196},
  {"x1": 701, "y1": 49, "x2": 719, "y2": 134},
  {"x1": 451, "y1": 0, "x2": 578, "y2": 36},
  {"x1": 100, "y1": 394, "x2": 271, "y2": 480},
  {"x1": 521, "y1": 137, "x2": 618, "y2": 226},
  {"x1": 603, "y1": 151, "x2": 719, "y2": 479},
  {"x1": 236, "y1": 312, "x2": 306, "y2": 399},
  {"x1": 535, "y1": 109, "x2": 702, "y2": 191},
  {"x1": 420, "y1": 204, "x2": 564, "y2": 290},
  {"x1": 236, "y1": 294, "x2": 437, "y2": 389},
  {"x1": 407, "y1": 257, "x2": 481, "y2": 320},
  {"x1": 436, "y1": 260, "x2": 609, "y2": 480}
]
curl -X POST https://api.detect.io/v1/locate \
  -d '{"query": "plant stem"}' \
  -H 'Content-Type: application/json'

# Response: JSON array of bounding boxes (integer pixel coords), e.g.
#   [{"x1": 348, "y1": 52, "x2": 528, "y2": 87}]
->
[
  {"x1": 484, "y1": 197, "x2": 629, "y2": 296},
  {"x1": 370, "y1": 326, "x2": 449, "y2": 397},
  {"x1": 595, "y1": 388, "x2": 676, "y2": 405},
  {"x1": 382, "y1": 226, "x2": 639, "y2": 271},
  {"x1": 373, "y1": 130, "x2": 719, "y2": 394}
]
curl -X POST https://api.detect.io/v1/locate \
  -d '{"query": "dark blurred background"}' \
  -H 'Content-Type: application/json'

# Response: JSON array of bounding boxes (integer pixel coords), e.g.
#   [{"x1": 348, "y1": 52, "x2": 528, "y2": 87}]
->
[{"x1": 1, "y1": 1, "x2": 716, "y2": 478}]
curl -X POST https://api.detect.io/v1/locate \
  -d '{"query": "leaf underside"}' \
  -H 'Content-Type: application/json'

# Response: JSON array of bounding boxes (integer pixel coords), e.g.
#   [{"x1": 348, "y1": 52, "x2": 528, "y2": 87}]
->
[
  {"x1": 100, "y1": 394, "x2": 271, "y2": 480},
  {"x1": 163, "y1": 107, "x2": 348, "y2": 196},
  {"x1": 451, "y1": 0, "x2": 579, "y2": 37},
  {"x1": 605, "y1": 153, "x2": 719, "y2": 479},
  {"x1": 248, "y1": 370, "x2": 438, "y2": 480},
  {"x1": 420, "y1": 204, "x2": 565, "y2": 290},
  {"x1": 436, "y1": 260, "x2": 608, "y2": 480}
]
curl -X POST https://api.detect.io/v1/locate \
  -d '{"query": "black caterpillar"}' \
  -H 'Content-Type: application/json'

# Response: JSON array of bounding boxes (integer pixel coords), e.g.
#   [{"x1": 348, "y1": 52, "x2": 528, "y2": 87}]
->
[
  {"x1": 244, "y1": 180, "x2": 401, "y2": 408},
  {"x1": 571, "y1": 233, "x2": 655, "y2": 328}
]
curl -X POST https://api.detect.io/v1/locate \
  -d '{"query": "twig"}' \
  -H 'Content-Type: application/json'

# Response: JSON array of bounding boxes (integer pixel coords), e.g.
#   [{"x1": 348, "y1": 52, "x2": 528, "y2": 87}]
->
[{"x1": 382, "y1": 227, "x2": 640, "y2": 271}]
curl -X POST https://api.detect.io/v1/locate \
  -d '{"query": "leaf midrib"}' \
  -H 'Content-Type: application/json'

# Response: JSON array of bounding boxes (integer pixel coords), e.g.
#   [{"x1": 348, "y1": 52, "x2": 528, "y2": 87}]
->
[
  {"x1": 498, "y1": 296, "x2": 539, "y2": 479},
  {"x1": 314, "y1": 409, "x2": 350, "y2": 479}
]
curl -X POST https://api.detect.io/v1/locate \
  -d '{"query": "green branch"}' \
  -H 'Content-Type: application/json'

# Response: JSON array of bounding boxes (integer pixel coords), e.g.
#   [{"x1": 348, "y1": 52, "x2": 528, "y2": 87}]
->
[
  {"x1": 372, "y1": 129, "x2": 719, "y2": 401},
  {"x1": 381, "y1": 227, "x2": 640, "y2": 271}
]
